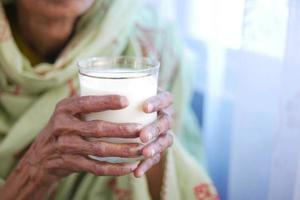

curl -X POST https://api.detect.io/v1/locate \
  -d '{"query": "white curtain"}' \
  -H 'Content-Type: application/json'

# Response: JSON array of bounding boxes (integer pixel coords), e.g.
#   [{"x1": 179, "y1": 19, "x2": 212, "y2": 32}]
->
[{"x1": 150, "y1": 0, "x2": 300, "y2": 199}]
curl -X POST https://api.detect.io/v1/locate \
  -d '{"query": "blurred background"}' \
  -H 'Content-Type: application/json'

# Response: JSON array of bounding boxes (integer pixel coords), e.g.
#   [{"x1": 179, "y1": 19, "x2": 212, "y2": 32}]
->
[{"x1": 147, "y1": 0, "x2": 300, "y2": 200}]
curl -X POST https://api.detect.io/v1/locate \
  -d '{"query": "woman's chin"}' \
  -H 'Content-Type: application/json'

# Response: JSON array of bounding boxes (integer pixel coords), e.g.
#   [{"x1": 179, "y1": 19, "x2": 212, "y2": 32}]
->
[{"x1": 19, "y1": 0, "x2": 96, "y2": 18}]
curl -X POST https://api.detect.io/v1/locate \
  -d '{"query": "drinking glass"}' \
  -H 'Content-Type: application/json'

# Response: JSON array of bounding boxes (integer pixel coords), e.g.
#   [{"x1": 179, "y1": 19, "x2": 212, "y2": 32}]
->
[{"x1": 77, "y1": 56, "x2": 160, "y2": 163}]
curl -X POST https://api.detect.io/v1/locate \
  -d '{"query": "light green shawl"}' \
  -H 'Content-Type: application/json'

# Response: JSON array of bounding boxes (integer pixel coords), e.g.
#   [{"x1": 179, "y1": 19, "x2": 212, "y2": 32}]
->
[{"x1": 0, "y1": 0, "x2": 217, "y2": 199}]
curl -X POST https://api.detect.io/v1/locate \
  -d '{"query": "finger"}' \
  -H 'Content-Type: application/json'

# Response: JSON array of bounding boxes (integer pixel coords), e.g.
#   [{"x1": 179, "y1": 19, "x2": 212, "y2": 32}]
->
[
  {"x1": 57, "y1": 135, "x2": 143, "y2": 158},
  {"x1": 142, "y1": 132, "x2": 173, "y2": 158},
  {"x1": 72, "y1": 120, "x2": 142, "y2": 138},
  {"x1": 159, "y1": 106, "x2": 175, "y2": 118},
  {"x1": 134, "y1": 154, "x2": 161, "y2": 177},
  {"x1": 56, "y1": 95, "x2": 128, "y2": 115},
  {"x1": 140, "y1": 114, "x2": 172, "y2": 143},
  {"x1": 143, "y1": 91, "x2": 173, "y2": 113},
  {"x1": 47, "y1": 155, "x2": 139, "y2": 176}
]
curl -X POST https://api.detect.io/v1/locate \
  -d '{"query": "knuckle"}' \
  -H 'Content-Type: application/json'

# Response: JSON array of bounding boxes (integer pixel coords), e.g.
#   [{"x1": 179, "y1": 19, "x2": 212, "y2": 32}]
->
[
  {"x1": 52, "y1": 114, "x2": 70, "y2": 134},
  {"x1": 161, "y1": 114, "x2": 173, "y2": 129},
  {"x1": 55, "y1": 99, "x2": 68, "y2": 113},
  {"x1": 111, "y1": 95, "x2": 120, "y2": 103},
  {"x1": 155, "y1": 138, "x2": 165, "y2": 151},
  {"x1": 121, "y1": 146, "x2": 131, "y2": 156},
  {"x1": 154, "y1": 123, "x2": 161, "y2": 136},
  {"x1": 108, "y1": 95, "x2": 119, "y2": 107},
  {"x1": 113, "y1": 95, "x2": 128, "y2": 107},
  {"x1": 158, "y1": 138, "x2": 165, "y2": 149},
  {"x1": 45, "y1": 158, "x2": 64, "y2": 171},
  {"x1": 115, "y1": 124, "x2": 135, "y2": 135},
  {"x1": 96, "y1": 166, "x2": 107, "y2": 175},
  {"x1": 60, "y1": 154, "x2": 70, "y2": 164},
  {"x1": 123, "y1": 124, "x2": 138, "y2": 134},
  {"x1": 151, "y1": 98, "x2": 160, "y2": 106},
  {"x1": 95, "y1": 121, "x2": 108, "y2": 134},
  {"x1": 81, "y1": 121, "x2": 104, "y2": 137},
  {"x1": 123, "y1": 124, "x2": 131, "y2": 132},
  {"x1": 96, "y1": 143, "x2": 107, "y2": 156},
  {"x1": 92, "y1": 120, "x2": 101, "y2": 131},
  {"x1": 76, "y1": 97, "x2": 87, "y2": 111},
  {"x1": 55, "y1": 97, "x2": 77, "y2": 113},
  {"x1": 117, "y1": 124, "x2": 126, "y2": 133},
  {"x1": 56, "y1": 137, "x2": 70, "y2": 152}
]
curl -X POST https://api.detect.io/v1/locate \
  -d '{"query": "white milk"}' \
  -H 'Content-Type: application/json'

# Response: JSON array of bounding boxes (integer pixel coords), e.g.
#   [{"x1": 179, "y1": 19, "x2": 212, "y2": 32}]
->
[{"x1": 79, "y1": 69, "x2": 158, "y2": 163}]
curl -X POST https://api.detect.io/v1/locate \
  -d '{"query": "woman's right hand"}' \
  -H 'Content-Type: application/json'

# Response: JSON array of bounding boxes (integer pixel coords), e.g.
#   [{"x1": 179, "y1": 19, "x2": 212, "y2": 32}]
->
[{"x1": 1, "y1": 95, "x2": 142, "y2": 200}]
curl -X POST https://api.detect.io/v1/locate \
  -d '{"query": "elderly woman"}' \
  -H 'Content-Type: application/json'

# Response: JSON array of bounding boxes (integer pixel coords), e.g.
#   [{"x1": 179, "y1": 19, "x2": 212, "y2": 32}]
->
[{"x1": 0, "y1": 0, "x2": 217, "y2": 199}]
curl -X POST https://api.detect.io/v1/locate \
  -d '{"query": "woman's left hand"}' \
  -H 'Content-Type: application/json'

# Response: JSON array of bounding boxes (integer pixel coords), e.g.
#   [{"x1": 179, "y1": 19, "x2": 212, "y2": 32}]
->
[{"x1": 134, "y1": 91, "x2": 174, "y2": 177}]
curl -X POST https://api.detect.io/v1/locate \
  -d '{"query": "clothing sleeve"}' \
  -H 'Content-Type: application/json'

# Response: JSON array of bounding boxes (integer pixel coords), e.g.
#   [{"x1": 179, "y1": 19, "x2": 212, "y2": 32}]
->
[{"x1": 164, "y1": 140, "x2": 219, "y2": 200}]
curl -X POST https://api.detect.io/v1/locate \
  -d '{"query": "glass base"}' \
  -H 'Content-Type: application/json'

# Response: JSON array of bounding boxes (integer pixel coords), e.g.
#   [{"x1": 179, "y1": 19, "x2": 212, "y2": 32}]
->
[
  {"x1": 87, "y1": 137, "x2": 144, "y2": 163},
  {"x1": 88, "y1": 155, "x2": 144, "y2": 163}
]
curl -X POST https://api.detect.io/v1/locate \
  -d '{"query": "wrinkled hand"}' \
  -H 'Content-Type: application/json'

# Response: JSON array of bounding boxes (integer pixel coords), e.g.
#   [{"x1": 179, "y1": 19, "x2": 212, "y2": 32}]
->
[
  {"x1": 15, "y1": 96, "x2": 144, "y2": 186},
  {"x1": 134, "y1": 91, "x2": 174, "y2": 177}
]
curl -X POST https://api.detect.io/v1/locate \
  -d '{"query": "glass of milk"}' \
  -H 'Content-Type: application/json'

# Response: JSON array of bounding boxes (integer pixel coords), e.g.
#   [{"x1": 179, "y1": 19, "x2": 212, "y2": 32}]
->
[{"x1": 77, "y1": 56, "x2": 159, "y2": 163}]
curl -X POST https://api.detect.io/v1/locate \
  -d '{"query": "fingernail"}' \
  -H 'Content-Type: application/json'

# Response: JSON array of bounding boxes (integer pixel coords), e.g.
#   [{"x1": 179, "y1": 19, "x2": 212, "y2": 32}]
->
[
  {"x1": 119, "y1": 96, "x2": 129, "y2": 107},
  {"x1": 146, "y1": 148, "x2": 155, "y2": 157},
  {"x1": 139, "y1": 170, "x2": 145, "y2": 177},
  {"x1": 141, "y1": 128, "x2": 153, "y2": 143},
  {"x1": 135, "y1": 171, "x2": 142, "y2": 178},
  {"x1": 146, "y1": 103, "x2": 154, "y2": 112}
]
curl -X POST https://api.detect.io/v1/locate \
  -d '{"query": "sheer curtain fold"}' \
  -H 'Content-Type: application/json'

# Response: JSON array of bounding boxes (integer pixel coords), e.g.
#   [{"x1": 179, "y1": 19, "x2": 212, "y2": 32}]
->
[{"x1": 154, "y1": 0, "x2": 300, "y2": 200}]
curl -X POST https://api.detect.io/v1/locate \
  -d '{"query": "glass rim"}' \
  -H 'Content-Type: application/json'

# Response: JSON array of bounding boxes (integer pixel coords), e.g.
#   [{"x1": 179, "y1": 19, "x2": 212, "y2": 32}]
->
[{"x1": 77, "y1": 56, "x2": 160, "y2": 78}]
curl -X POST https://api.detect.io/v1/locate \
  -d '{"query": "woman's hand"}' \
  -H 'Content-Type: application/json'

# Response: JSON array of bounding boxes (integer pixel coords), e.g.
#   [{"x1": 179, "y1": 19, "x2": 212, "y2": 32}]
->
[
  {"x1": 134, "y1": 91, "x2": 174, "y2": 177},
  {"x1": 1, "y1": 95, "x2": 143, "y2": 200}
]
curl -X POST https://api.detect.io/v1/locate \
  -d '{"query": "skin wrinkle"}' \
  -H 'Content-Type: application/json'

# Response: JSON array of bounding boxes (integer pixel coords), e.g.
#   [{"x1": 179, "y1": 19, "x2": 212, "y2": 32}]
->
[
  {"x1": 0, "y1": 91, "x2": 174, "y2": 199},
  {"x1": 90, "y1": 140, "x2": 100, "y2": 156},
  {"x1": 144, "y1": 92, "x2": 173, "y2": 112},
  {"x1": 57, "y1": 134, "x2": 142, "y2": 158},
  {"x1": 155, "y1": 121, "x2": 162, "y2": 137},
  {"x1": 143, "y1": 133, "x2": 173, "y2": 158},
  {"x1": 12, "y1": 165, "x2": 28, "y2": 190},
  {"x1": 97, "y1": 141, "x2": 107, "y2": 157},
  {"x1": 61, "y1": 95, "x2": 129, "y2": 115},
  {"x1": 157, "y1": 135, "x2": 168, "y2": 152},
  {"x1": 141, "y1": 111, "x2": 172, "y2": 143},
  {"x1": 0, "y1": 4, "x2": 175, "y2": 196},
  {"x1": 135, "y1": 154, "x2": 161, "y2": 177}
]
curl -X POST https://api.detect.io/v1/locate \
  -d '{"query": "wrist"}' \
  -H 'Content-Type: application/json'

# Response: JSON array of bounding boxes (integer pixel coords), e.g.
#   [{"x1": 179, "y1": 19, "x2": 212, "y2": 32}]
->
[
  {"x1": 20, "y1": 140, "x2": 58, "y2": 187},
  {"x1": 146, "y1": 153, "x2": 166, "y2": 200},
  {"x1": 1, "y1": 148, "x2": 56, "y2": 200}
]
